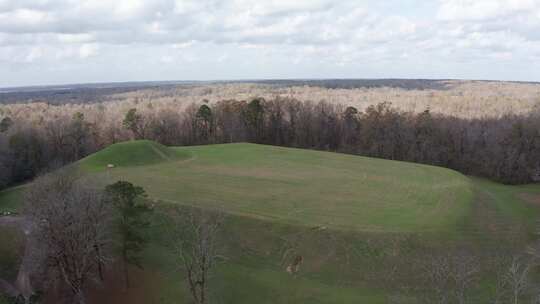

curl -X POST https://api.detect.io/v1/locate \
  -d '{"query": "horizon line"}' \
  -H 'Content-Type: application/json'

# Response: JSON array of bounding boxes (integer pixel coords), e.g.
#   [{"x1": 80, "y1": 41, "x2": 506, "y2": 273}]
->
[{"x1": 2, "y1": 77, "x2": 540, "y2": 91}]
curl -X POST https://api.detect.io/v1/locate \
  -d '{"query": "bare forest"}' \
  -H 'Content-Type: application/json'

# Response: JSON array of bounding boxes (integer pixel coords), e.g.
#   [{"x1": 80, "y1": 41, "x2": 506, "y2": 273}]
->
[{"x1": 1, "y1": 80, "x2": 540, "y2": 190}]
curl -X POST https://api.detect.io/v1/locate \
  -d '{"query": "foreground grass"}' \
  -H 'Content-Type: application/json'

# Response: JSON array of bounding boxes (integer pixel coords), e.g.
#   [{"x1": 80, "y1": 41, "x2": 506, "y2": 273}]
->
[
  {"x1": 134, "y1": 207, "x2": 399, "y2": 304},
  {"x1": 453, "y1": 177, "x2": 540, "y2": 244},
  {"x1": 0, "y1": 227, "x2": 23, "y2": 284}
]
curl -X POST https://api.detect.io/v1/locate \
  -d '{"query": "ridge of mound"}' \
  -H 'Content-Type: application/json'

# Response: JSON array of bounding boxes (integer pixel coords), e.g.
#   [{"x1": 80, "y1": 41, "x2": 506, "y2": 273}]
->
[{"x1": 79, "y1": 140, "x2": 190, "y2": 171}]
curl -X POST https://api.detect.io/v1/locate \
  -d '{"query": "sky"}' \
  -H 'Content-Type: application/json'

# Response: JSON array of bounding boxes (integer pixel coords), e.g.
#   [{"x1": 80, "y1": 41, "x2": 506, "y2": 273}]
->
[{"x1": 0, "y1": 0, "x2": 540, "y2": 87}]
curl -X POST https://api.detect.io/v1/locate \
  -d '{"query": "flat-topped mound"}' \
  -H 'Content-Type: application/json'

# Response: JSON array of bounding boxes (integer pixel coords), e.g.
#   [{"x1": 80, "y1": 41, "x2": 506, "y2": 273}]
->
[
  {"x1": 88, "y1": 142, "x2": 474, "y2": 233},
  {"x1": 79, "y1": 140, "x2": 190, "y2": 171}
]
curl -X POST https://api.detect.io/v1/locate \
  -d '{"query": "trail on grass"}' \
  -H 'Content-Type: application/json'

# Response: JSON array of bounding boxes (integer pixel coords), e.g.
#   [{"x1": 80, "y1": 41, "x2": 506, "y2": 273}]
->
[{"x1": 149, "y1": 144, "x2": 172, "y2": 161}]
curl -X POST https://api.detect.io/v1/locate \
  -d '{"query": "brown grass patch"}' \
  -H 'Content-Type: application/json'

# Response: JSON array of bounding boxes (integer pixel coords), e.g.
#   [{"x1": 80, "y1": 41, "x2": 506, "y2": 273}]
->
[
  {"x1": 517, "y1": 193, "x2": 540, "y2": 206},
  {"x1": 42, "y1": 264, "x2": 164, "y2": 304}
]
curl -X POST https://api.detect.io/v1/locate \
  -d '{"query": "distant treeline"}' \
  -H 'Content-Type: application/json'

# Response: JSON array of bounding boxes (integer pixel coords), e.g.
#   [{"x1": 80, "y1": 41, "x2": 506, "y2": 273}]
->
[
  {"x1": 0, "y1": 79, "x2": 465, "y2": 105},
  {"x1": 1, "y1": 98, "x2": 539, "y2": 189},
  {"x1": 251, "y1": 78, "x2": 453, "y2": 90},
  {"x1": 0, "y1": 82, "x2": 186, "y2": 105}
]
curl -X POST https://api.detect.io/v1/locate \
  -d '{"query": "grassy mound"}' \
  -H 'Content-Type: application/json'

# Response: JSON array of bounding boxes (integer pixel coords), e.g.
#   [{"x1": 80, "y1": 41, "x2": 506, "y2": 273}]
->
[
  {"x1": 3, "y1": 141, "x2": 540, "y2": 303},
  {"x1": 93, "y1": 142, "x2": 474, "y2": 233},
  {"x1": 79, "y1": 140, "x2": 191, "y2": 172}
]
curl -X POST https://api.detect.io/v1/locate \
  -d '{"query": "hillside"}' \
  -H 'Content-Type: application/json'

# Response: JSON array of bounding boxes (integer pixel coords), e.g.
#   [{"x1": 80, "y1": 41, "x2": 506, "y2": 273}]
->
[
  {"x1": 78, "y1": 140, "x2": 473, "y2": 233},
  {"x1": 3, "y1": 141, "x2": 540, "y2": 303},
  {"x1": 79, "y1": 140, "x2": 191, "y2": 171}
]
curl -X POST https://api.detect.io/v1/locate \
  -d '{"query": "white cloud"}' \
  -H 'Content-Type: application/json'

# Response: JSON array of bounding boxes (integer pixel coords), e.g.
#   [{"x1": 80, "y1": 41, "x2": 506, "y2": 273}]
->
[
  {"x1": 160, "y1": 55, "x2": 173, "y2": 63},
  {"x1": 78, "y1": 43, "x2": 99, "y2": 58},
  {"x1": 231, "y1": 0, "x2": 332, "y2": 15},
  {"x1": 57, "y1": 33, "x2": 94, "y2": 44},
  {"x1": 0, "y1": 0, "x2": 539, "y2": 86},
  {"x1": 0, "y1": 8, "x2": 56, "y2": 32},
  {"x1": 24, "y1": 46, "x2": 43, "y2": 62},
  {"x1": 437, "y1": 0, "x2": 539, "y2": 21}
]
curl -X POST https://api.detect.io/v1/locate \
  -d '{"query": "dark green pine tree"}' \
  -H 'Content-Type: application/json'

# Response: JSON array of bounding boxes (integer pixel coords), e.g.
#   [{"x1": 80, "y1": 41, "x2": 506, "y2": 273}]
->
[{"x1": 106, "y1": 181, "x2": 152, "y2": 288}]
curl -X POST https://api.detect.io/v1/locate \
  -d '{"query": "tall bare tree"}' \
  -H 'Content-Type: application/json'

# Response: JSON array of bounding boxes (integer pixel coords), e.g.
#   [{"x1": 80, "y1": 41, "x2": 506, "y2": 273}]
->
[
  {"x1": 420, "y1": 250, "x2": 479, "y2": 304},
  {"x1": 505, "y1": 255, "x2": 532, "y2": 304},
  {"x1": 24, "y1": 170, "x2": 112, "y2": 304},
  {"x1": 450, "y1": 251, "x2": 479, "y2": 304},
  {"x1": 173, "y1": 208, "x2": 224, "y2": 304}
]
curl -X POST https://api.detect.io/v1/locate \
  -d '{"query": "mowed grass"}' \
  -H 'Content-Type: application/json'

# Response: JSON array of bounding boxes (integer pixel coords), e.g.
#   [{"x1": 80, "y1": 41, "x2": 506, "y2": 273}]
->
[
  {"x1": 82, "y1": 140, "x2": 474, "y2": 234},
  {"x1": 2, "y1": 140, "x2": 540, "y2": 303},
  {"x1": 0, "y1": 186, "x2": 24, "y2": 213},
  {"x1": 458, "y1": 177, "x2": 540, "y2": 242},
  {"x1": 79, "y1": 140, "x2": 191, "y2": 172}
]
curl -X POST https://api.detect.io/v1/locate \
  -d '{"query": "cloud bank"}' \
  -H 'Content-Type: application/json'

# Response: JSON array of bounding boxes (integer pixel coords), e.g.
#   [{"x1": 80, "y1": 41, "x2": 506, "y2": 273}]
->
[{"x1": 1, "y1": 0, "x2": 539, "y2": 86}]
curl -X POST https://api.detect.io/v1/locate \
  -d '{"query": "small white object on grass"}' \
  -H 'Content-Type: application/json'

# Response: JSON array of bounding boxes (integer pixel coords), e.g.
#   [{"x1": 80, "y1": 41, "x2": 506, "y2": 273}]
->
[{"x1": 107, "y1": 164, "x2": 115, "y2": 169}]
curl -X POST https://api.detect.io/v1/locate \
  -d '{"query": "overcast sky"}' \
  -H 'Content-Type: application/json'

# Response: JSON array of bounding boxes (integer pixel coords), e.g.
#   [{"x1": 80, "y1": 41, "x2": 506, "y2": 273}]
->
[{"x1": 1, "y1": 0, "x2": 539, "y2": 87}]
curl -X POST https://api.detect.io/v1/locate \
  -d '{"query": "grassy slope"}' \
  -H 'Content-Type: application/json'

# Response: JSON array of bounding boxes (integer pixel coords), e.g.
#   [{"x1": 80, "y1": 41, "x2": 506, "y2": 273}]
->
[
  {"x1": 459, "y1": 177, "x2": 540, "y2": 242},
  {"x1": 0, "y1": 227, "x2": 23, "y2": 304},
  {"x1": 137, "y1": 208, "x2": 401, "y2": 304},
  {"x1": 0, "y1": 187, "x2": 24, "y2": 304},
  {"x1": 84, "y1": 141, "x2": 473, "y2": 234},
  {"x1": 0, "y1": 186, "x2": 24, "y2": 213},
  {"x1": 2, "y1": 140, "x2": 540, "y2": 303},
  {"x1": 79, "y1": 140, "x2": 191, "y2": 172},
  {"x1": 75, "y1": 140, "x2": 474, "y2": 303}
]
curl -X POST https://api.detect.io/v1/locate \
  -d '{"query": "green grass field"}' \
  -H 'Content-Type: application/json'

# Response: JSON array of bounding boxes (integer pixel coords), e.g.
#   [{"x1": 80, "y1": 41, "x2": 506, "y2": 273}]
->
[
  {"x1": 79, "y1": 140, "x2": 191, "y2": 171},
  {"x1": 0, "y1": 186, "x2": 24, "y2": 213},
  {"x1": 2, "y1": 140, "x2": 540, "y2": 303},
  {"x1": 83, "y1": 141, "x2": 474, "y2": 234}
]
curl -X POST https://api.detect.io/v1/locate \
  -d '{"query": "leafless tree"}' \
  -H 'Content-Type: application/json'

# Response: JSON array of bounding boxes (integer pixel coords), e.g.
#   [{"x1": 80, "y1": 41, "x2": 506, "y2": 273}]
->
[
  {"x1": 487, "y1": 251, "x2": 534, "y2": 304},
  {"x1": 3, "y1": 93, "x2": 540, "y2": 189},
  {"x1": 24, "y1": 169, "x2": 113, "y2": 304},
  {"x1": 505, "y1": 255, "x2": 532, "y2": 304},
  {"x1": 173, "y1": 208, "x2": 224, "y2": 304},
  {"x1": 420, "y1": 250, "x2": 480, "y2": 304},
  {"x1": 450, "y1": 251, "x2": 479, "y2": 304},
  {"x1": 422, "y1": 253, "x2": 452, "y2": 304},
  {"x1": 491, "y1": 255, "x2": 511, "y2": 304}
]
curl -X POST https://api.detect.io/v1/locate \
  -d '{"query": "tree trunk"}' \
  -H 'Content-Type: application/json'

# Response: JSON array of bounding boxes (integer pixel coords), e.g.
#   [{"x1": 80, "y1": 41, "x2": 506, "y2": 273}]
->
[
  {"x1": 95, "y1": 245, "x2": 104, "y2": 282},
  {"x1": 75, "y1": 289, "x2": 86, "y2": 304},
  {"x1": 123, "y1": 248, "x2": 130, "y2": 290}
]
